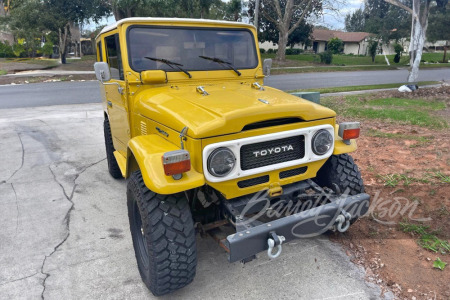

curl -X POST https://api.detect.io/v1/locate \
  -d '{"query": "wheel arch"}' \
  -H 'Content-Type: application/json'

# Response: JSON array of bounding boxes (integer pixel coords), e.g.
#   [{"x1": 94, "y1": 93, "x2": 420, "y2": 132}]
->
[{"x1": 126, "y1": 135, "x2": 205, "y2": 195}]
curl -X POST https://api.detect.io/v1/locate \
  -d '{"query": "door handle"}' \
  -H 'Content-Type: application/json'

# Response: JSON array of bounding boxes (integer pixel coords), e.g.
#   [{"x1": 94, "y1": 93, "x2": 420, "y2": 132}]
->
[{"x1": 107, "y1": 101, "x2": 112, "y2": 108}]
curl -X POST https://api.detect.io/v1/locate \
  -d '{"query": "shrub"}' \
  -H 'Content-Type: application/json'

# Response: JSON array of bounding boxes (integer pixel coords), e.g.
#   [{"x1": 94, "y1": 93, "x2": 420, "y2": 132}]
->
[
  {"x1": 327, "y1": 37, "x2": 344, "y2": 54},
  {"x1": 393, "y1": 43, "x2": 402, "y2": 64},
  {"x1": 267, "y1": 48, "x2": 275, "y2": 54},
  {"x1": 42, "y1": 42, "x2": 54, "y2": 57},
  {"x1": 285, "y1": 48, "x2": 303, "y2": 55},
  {"x1": 12, "y1": 43, "x2": 26, "y2": 57},
  {"x1": 319, "y1": 50, "x2": 333, "y2": 64},
  {"x1": 368, "y1": 39, "x2": 378, "y2": 63},
  {"x1": 0, "y1": 41, "x2": 15, "y2": 58},
  {"x1": 394, "y1": 43, "x2": 403, "y2": 55}
]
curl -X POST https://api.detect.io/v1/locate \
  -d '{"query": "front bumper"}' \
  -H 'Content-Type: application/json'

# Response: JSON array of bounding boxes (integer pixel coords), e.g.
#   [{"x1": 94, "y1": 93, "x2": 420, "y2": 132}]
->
[{"x1": 225, "y1": 192, "x2": 370, "y2": 263}]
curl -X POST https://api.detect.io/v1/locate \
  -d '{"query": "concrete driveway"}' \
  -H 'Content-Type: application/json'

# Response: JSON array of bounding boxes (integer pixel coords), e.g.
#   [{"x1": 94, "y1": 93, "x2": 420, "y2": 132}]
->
[{"x1": 0, "y1": 104, "x2": 386, "y2": 299}]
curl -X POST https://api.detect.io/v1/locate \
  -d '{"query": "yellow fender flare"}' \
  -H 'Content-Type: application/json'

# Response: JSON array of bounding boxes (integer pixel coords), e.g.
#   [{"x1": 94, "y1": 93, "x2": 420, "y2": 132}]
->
[{"x1": 127, "y1": 135, "x2": 205, "y2": 195}]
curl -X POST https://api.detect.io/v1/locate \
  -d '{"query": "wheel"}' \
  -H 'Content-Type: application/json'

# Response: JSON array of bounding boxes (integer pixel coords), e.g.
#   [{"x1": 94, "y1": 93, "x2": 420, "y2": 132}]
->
[
  {"x1": 127, "y1": 171, "x2": 197, "y2": 296},
  {"x1": 315, "y1": 154, "x2": 365, "y2": 195},
  {"x1": 103, "y1": 118, "x2": 122, "y2": 179}
]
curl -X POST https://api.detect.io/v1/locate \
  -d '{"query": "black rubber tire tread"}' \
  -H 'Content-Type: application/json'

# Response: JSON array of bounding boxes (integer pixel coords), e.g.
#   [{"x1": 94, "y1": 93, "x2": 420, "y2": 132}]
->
[
  {"x1": 127, "y1": 171, "x2": 197, "y2": 296},
  {"x1": 315, "y1": 154, "x2": 365, "y2": 195},
  {"x1": 103, "y1": 118, "x2": 122, "y2": 179}
]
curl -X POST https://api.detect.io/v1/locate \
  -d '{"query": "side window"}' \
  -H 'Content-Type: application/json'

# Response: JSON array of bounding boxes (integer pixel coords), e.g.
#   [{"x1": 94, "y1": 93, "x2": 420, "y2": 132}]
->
[
  {"x1": 97, "y1": 41, "x2": 103, "y2": 62},
  {"x1": 105, "y1": 34, "x2": 124, "y2": 80}
]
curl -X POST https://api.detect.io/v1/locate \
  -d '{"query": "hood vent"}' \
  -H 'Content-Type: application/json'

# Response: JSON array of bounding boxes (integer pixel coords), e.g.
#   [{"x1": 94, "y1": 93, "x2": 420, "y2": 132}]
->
[{"x1": 242, "y1": 118, "x2": 304, "y2": 131}]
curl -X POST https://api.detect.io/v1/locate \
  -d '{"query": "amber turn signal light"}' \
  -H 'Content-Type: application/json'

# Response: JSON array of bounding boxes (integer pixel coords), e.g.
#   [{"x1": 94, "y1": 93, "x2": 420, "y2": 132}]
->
[
  {"x1": 342, "y1": 128, "x2": 360, "y2": 140},
  {"x1": 162, "y1": 150, "x2": 191, "y2": 176},
  {"x1": 338, "y1": 122, "x2": 360, "y2": 143}
]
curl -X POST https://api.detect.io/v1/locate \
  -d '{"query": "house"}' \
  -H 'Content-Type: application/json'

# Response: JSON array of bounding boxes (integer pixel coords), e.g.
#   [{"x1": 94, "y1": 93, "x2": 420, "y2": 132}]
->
[
  {"x1": 259, "y1": 28, "x2": 373, "y2": 56},
  {"x1": 309, "y1": 29, "x2": 372, "y2": 55}
]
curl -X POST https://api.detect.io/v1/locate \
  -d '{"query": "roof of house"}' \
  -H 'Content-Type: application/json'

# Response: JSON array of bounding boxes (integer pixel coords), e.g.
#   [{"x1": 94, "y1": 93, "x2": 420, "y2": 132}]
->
[{"x1": 312, "y1": 29, "x2": 372, "y2": 42}]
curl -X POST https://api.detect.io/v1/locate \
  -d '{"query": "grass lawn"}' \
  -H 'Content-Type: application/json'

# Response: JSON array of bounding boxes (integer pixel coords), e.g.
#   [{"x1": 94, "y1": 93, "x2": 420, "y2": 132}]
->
[
  {"x1": 288, "y1": 81, "x2": 441, "y2": 94},
  {"x1": 5, "y1": 57, "x2": 59, "y2": 67},
  {"x1": 321, "y1": 90, "x2": 448, "y2": 129}
]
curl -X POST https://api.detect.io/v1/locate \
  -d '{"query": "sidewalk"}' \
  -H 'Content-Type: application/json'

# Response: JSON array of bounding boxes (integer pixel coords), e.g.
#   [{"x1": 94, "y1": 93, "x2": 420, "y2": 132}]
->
[{"x1": 3, "y1": 70, "x2": 95, "y2": 77}]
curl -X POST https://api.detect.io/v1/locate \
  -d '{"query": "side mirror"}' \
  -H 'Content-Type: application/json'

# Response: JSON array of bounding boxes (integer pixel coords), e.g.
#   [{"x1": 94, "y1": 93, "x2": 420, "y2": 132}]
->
[
  {"x1": 141, "y1": 70, "x2": 167, "y2": 84},
  {"x1": 263, "y1": 58, "x2": 272, "y2": 76},
  {"x1": 94, "y1": 62, "x2": 111, "y2": 82}
]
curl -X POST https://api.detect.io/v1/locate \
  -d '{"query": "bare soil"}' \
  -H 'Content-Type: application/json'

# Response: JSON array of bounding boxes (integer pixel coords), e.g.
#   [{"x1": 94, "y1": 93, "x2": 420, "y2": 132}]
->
[{"x1": 331, "y1": 89, "x2": 450, "y2": 299}]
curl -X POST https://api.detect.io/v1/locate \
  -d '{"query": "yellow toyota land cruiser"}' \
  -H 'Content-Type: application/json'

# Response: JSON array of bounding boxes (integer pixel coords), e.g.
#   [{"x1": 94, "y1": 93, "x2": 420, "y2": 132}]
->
[{"x1": 94, "y1": 17, "x2": 369, "y2": 296}]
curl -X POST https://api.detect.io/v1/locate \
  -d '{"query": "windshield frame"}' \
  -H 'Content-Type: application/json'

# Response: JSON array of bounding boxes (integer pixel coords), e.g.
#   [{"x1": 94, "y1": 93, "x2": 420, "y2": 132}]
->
[{"x1": 126, "y1": 25, "x2": 259, "y2": 74}]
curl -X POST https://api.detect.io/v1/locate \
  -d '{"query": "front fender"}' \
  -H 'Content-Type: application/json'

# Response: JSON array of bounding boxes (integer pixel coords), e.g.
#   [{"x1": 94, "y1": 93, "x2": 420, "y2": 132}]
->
[
  {"x1": 333, "y1": 125, "x2": 357, "y2": 155},
  {"x1": 127, "y1": 135, "x2": 205, "y2": 195}
]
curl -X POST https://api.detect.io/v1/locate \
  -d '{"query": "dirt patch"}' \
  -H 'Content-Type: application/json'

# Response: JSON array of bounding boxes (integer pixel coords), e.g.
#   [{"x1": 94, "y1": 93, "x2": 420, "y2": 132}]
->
[{"x1": 330, "y1": 90, "x2": 450, "y2": 299}]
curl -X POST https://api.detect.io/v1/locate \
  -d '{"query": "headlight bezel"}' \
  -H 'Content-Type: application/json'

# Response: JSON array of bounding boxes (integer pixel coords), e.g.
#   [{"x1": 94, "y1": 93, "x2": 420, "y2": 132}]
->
[
  {"x1": 207, "y1": 147, "x2": 237, "y2": 177},
  {"x1": 311, "y1": 129, "x2": 333, "y2": 156}
]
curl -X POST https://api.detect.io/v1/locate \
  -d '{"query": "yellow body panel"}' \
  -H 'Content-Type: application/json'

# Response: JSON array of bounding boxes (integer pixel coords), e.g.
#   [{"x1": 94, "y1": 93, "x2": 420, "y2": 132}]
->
[
  {"x1": 96, "y1": 18, "x2": 358, "y2": 198},
  {"x1": 128, "y1": 135, "x2": 205, "y2": 194}
]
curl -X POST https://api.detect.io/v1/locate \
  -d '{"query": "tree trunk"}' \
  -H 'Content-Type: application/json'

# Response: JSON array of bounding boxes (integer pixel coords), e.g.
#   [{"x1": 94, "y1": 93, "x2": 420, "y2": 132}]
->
[
  {"x1": 406, "y1": 0, "x2": 430, "y2": 83},
  {"x1": 443, "y1": 41, "x2": 448, "y2": 63},
  {"x1": 276, "y1": 30, "x2": 288, "y2": 61},
  {"x1": 254, "y1": 0, "x2": 260, "y2": 30},
  {"x1": 58, "y1": 24, "x2": 69, "y2": 64}
]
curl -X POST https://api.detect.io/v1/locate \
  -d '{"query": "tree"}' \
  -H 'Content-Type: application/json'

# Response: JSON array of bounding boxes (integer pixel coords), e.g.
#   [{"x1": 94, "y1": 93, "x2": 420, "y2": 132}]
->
[
  {"x1": 6, "y1": 0, "x2": 47, "y2": 57},
  {"x1": 41, "y1": 0, "x2": 109, "y2": 64},
  {"x1": 327, "y1": 37, "x2": 344, "y2": 54},
  {"x1": 345, "y1": 8, "x2": 365, "y2": 32},
  {"x1": 364, "y1": 0, "x2": 411, "y2": 42},
  {"x1": 368, "y1": 39, "x2": 378, "y2": 62},
  {"x1": 427, "y1": 1, "x2": 449, "y2": 62},
  {"x1": 250, "y1": 0, "x2": 321, "y2": 61},
  {"x1": 249, "y1": 0, "x2": 314, "y2": 51},
  {"x1": 226, "y1": 0, "x2": 242, "y2": 21},
  {"x1": 384, "y1": 0, "x2": 446, "y2": 82}
]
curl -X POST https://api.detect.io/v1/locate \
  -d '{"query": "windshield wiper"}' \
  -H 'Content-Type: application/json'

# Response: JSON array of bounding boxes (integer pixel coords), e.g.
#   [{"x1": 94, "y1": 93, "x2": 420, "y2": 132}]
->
[
  {"x1": 145, "y1": 57, "x2": 192, "y2": 78},
  {"x1": 199, "y1": 56, "x2": 241, "y2": 76}
]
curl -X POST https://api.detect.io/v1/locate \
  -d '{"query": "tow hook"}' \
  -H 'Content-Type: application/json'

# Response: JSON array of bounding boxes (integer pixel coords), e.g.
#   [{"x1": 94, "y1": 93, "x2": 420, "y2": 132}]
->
[
  {"x1": 335, "y1": 209, "x2": 352, "y2": 233},
  {"x1": 267, "y1": 231, "x2": 286, "y2": 259}
]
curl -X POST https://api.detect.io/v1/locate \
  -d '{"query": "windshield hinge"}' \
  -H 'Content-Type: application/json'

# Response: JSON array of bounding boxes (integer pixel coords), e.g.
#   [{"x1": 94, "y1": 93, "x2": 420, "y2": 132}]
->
[
  {"x1": 196, "y1": 86, "x2": 209, "y2": 96},
  {"x1": 252, "y1": 82, "x2": 265, "y2": 91}
]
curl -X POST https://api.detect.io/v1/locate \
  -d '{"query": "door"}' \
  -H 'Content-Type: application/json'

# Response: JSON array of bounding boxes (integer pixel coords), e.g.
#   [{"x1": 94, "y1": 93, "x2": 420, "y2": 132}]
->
[{"x1": 104, "y1": 33, "x2": 129, "y2": 156}]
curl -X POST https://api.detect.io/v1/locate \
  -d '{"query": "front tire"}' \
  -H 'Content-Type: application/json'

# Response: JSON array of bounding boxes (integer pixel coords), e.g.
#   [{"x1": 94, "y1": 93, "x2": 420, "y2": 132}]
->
[
  {"x1": 127, "y1": 171, "x2": 197, "y2": 296},
  {"x1": 315, "y1": 154, "x2": 365, "y2": 195}
]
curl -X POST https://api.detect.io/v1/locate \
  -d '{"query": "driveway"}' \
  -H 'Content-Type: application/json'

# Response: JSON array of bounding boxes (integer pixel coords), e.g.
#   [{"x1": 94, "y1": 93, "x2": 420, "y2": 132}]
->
[{"x1": 0, "y1": 104, "x2": 387, "y2": 299}]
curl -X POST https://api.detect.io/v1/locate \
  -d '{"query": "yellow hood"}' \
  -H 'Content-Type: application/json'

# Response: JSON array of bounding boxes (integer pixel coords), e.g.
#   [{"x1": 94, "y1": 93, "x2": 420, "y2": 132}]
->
[{"x1": 137, "y1": 83, "x2": 336, "y2": 138}]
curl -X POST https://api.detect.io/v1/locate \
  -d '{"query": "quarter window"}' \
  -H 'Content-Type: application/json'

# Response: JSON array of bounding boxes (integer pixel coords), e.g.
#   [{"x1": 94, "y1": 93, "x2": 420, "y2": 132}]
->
[{"x1": 105, "y1": 34, "x2": 124, "y2": 80}]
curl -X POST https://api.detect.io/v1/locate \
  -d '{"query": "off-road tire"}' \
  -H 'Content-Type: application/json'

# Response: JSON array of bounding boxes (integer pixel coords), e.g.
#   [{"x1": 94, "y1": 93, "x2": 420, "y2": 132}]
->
[
  {"x1": 127, "y1": 171, "x2": 197, "y2": 296},
  {"x1": 103, "y1": 118, "x2": 122, "y2": 179},
  {"x1": 315, "y1": 154, "x2": 364, "y2": 195}
]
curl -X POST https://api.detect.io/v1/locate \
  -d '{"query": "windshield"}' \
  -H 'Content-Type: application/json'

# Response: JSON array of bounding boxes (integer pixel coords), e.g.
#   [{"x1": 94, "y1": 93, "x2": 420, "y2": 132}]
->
[{"x1": 127, "y1": 26, "x2": 258, "y2": 73}]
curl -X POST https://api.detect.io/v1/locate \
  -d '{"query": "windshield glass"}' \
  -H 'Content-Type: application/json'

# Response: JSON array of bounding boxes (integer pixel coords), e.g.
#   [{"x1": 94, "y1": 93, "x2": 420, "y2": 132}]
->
[{"x1": 127, "y1": 26, "x2": 258, "y2": 72}]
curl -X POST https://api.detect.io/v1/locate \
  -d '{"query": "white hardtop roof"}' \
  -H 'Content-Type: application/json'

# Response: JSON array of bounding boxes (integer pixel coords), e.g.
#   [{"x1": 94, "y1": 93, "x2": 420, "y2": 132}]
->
[{"x1": 98, "y1": 17, "x2": 255, "y2": 38}]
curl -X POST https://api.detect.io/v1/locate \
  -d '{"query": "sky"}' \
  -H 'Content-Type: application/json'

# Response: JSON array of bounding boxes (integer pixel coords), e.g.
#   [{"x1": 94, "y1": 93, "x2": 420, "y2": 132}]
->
[{"x1": 85, "y1": 0, "x2": 364, "y2": 32}]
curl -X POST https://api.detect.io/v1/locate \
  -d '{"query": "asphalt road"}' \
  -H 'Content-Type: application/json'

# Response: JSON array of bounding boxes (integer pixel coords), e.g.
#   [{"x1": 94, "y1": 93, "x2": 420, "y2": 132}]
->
[
  {"x1": 0, "y1": 68, "x2": 449, "y2": 109},
  {"x1": 0, "y1": 104, "x2": 387, "y2": 299}
]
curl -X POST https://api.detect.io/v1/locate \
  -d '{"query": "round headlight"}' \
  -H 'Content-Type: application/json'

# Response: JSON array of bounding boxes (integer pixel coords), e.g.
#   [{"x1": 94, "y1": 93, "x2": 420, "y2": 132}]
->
[
  {"x1": 312, "y1": 129, "x2": 333, "y2": 155},
  {"x1": 207, "y1": 147, "x2": 236, "y2": 177}
]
